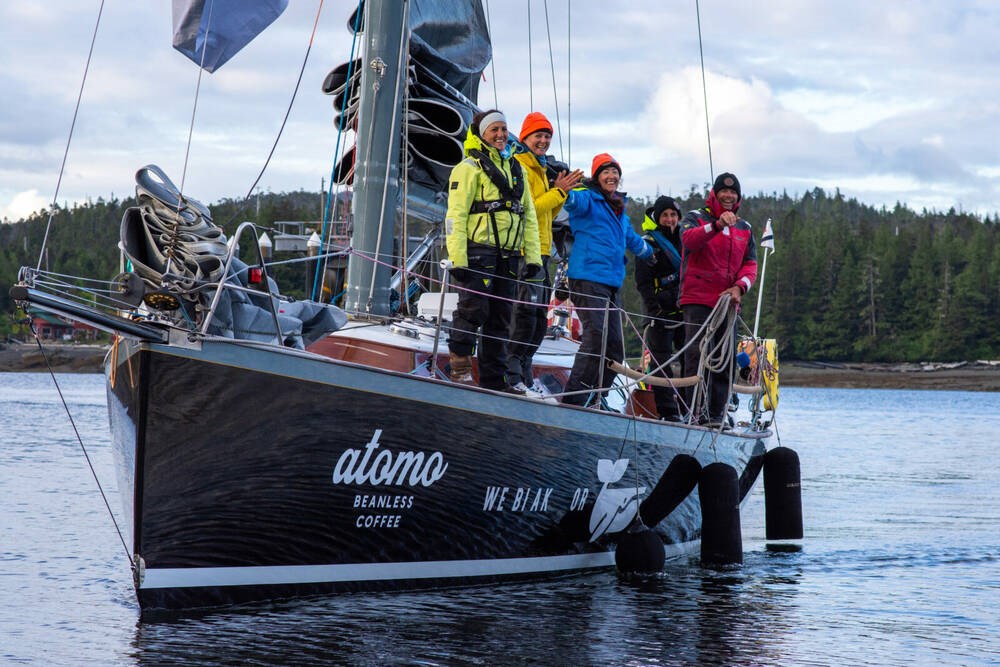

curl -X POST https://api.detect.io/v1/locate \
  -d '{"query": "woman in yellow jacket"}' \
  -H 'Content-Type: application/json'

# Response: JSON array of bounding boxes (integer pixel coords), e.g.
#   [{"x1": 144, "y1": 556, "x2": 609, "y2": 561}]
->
[
  {"x1": 446, "y1": 109, "x2": 542, "y2": 393},
  {"x1": 506, "y1": 112, "x2": 583, "y2": 392}
]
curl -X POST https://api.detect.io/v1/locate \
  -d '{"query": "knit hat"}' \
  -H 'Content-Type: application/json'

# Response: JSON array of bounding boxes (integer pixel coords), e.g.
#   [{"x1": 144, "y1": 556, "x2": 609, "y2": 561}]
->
[
  {"x1": 519, "y1": 112, "x2": 553, "y2": 142},
  {"x1": 652, "y1": 196, "x2": 682, "y2": 224},
  {"x1": 591, "y1": 153, "x2": 621, "y2": 179},
  {"x1": 712, "y1": 172, "x2": 741, "y2": 199},
  {"x1": 475, "y1": 110, "x2": 507, "y2": 138}
]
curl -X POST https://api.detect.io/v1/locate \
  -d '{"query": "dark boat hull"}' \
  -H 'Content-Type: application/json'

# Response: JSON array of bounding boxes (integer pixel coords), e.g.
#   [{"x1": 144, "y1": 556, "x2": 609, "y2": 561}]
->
[{"x1": 106, "y1": 338, "x2": 767, "y2": 611}]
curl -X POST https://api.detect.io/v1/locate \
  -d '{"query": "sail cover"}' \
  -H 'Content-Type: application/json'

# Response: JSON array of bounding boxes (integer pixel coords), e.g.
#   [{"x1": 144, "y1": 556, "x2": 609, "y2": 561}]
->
[
  {"x1": 327, "y1": 1, "x2": 492, "y2": 190},
  {"x1": 409, "y1": 0, "x2": 491, "y2": 101},
  {"x1": 172, "y1": 0, "x2": 289, "y2": 72}
]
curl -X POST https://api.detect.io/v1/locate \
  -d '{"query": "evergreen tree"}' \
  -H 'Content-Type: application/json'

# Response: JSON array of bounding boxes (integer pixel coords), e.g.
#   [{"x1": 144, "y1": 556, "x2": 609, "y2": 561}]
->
[{"x1": 2, "y1": 188, "x2": 998, "y2": 363}]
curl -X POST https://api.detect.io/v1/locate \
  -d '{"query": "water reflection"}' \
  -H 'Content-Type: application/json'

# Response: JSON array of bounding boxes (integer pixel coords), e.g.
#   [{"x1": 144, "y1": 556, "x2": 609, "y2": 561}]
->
[
  {"x1": 8, "y1": 378, "x2": 1000, "y2": 665},
  {"x1": 128, "y1": 559, "x2": 804, "y2": 666}
]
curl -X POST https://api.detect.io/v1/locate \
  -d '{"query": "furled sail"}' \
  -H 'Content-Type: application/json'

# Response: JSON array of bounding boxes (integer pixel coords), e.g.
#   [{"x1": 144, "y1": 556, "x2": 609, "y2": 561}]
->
[
  {"x1": 408, "y1": 0, "x2": 492, "y2": 101},
  {"x1": 328, "y1": 0, "x2": 492, "y2": 192},
  {"x1": 120, "y1": 165, "x2": 346, "y2": 346},
  {"x1": 347, "y1": 0, "x2": 491, "y2": 99},
  {"x1": 172, "y1": 0, "x2": 289, "y2": 72}
]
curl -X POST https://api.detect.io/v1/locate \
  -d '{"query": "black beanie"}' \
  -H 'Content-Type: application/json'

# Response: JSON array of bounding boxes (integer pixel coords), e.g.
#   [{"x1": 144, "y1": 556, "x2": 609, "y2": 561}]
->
[
  {"x1": 652, "y1": 196, "x2": 682, "y2": 224},
  {"x1": 712, "y1": 172, "x2": 741, "y2": 199}
]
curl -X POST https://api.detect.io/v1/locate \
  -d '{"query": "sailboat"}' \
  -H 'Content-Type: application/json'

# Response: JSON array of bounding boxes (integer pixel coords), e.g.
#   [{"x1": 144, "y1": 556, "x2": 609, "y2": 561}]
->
[{"x1": 10, "y1": 0, "x2": 776, "y2": 613}]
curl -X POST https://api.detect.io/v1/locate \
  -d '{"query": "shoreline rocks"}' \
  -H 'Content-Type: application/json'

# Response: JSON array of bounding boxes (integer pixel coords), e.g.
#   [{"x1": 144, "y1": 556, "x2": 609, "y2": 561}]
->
[
  {"x1": 2, "y1": 342, "x2": 999, "y2": 392},
  {"x1": 0, "y1": 343, "x2": 107, "y2": 373},
  {"x1": 779, "y1": 360, "x2": 1000, "y2": 392}
]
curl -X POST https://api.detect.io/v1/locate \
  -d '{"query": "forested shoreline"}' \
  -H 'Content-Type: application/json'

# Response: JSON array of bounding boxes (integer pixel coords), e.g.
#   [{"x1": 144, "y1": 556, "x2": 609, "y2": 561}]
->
[{"x1": 2, "y1": 187, "x2": 998, "y2": 362}]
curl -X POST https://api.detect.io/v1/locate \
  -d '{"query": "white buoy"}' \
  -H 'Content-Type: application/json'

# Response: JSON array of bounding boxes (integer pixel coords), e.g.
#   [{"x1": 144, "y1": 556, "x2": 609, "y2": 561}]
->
[{"x1": 257, "y1": 232, "x2": 272, "y2": 262}]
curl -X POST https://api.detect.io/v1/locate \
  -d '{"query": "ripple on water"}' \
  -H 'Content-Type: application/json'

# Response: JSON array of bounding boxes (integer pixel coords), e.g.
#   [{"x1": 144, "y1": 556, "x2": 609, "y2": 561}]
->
[{"x1": 3, "y1": 377, "x2": 1000, "y2": 665}]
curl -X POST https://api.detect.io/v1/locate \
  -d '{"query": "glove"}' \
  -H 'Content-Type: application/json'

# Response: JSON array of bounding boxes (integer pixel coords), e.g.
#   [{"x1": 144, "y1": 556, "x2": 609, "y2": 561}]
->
[
  {"x1": 523, "y1": 263, "x2": 545, "y2": 283},
  {"x1": 450, "y1": 266, "x2": 471, "y2": 282}
]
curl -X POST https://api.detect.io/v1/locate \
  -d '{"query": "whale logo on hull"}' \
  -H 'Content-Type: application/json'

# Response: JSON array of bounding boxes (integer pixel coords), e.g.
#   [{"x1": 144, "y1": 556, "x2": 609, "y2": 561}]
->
[{"x1": 588, "y1": 458, "x2": 645, "y2": 541}]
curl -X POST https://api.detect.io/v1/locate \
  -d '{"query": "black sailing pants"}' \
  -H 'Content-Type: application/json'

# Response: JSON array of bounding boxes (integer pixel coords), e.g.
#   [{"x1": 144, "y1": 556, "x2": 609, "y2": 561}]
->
[
  {"x1": 563, "y1": 279, "x2": 623, "y2": 407},
  {"x1": 643, "y1": 314, "x2": 685, "y2": 419},
  {"x1": 448, "y1": 251, "x2": 516, "y2": 390},
  {"x1": 506, "y1": 255, "x2": 551, "y2": 387},
  {"x1": 682, "y1": 303, "x2": 734, "y2": 422}
]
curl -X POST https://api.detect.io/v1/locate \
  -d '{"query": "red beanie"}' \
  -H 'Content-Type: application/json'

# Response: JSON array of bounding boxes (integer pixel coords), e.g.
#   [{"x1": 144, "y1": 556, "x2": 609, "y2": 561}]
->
[
  {"x1": 591, "y1": 153, "x2": 621, "y2": 179},
  {"x1": 519, "y1": 112, "x2": 553, "y2": 142}
]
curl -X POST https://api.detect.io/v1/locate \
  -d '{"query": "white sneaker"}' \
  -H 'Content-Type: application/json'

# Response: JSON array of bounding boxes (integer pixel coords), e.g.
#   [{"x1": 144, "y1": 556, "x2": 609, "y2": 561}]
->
[{"x1": 525, "y1": 381, "x2": 553, "y2": 401}]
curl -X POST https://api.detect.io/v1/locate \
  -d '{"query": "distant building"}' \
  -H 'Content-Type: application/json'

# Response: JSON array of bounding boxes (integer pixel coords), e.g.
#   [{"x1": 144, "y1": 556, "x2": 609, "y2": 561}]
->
[{"x1": 29, "y1": 311, "x2": 99, "y2": 341}]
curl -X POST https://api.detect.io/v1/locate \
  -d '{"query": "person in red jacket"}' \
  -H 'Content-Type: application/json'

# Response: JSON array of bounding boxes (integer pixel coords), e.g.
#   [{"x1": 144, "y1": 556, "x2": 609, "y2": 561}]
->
[{"x1": 679, "y1": 172, "x2": 758, "y2": 426}]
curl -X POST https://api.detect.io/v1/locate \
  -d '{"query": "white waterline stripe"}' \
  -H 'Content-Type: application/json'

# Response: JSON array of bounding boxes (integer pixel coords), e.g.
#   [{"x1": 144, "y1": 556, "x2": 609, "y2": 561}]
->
[{"x1": 141, "y1": 553, "x2": 618, "y2": 589}]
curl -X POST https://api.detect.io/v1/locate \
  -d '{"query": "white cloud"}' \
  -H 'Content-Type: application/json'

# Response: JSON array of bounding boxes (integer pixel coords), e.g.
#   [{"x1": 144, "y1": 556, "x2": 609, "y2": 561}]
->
[
  {"x1": 1, "y1": 190, "x2": 49, "y2": 222},
  {"x1": 1, "y1": 1, "x2": 998, "y2": 217},
  {"x1": 776, "y1": 90, "x2": 935, "y2": 134}
]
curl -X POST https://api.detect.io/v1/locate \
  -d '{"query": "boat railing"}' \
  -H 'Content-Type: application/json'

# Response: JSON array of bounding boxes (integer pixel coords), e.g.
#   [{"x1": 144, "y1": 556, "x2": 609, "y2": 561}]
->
[
  {"x1": 397, "y1": 253, "x2": 773, "y2": 426},
  {"x1": 198, "y1": 221, "x2": 284, "y2": 339}
]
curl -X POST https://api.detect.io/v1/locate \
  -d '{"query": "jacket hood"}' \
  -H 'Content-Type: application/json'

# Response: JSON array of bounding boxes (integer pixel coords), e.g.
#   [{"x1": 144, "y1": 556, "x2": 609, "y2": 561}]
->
[
  {"x1": 642, "y1": 208, "x2": 657, "y2": 231},
  {"x1": 642, "y1": 213, "x2": 681, "y2": 246},
  {"x1": 706, "y1": 189, "x2": 740, "y2": 218},
  {"x1": 463, "y1": 125, "x2": 491, "y2": 156}
]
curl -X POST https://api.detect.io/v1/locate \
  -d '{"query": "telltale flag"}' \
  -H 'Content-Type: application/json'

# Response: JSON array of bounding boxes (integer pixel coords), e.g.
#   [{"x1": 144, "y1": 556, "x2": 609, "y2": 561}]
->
[
  {"x1": 760, "y1": 218, "x2": 775, "y2": 251},
  {"x1": 172, "y1": 0, "x2": 289, "y2": 73}
]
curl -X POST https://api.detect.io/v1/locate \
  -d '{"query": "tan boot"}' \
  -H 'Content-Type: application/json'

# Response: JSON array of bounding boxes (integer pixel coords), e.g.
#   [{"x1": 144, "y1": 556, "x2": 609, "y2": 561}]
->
[{"x1": 449, "y1": 353, "x2": 473, "y2": 383}]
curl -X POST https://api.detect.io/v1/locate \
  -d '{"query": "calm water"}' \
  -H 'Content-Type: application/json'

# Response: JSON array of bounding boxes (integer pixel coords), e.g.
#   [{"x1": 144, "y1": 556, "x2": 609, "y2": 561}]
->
[{"x1": 1, "y1": 372, "x2": 998, "y2": 666}]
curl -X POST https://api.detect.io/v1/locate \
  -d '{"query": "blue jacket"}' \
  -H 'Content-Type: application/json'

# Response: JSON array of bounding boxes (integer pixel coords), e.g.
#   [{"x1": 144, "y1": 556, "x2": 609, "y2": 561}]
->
[{"x1": 564, "y1": 185, "x2": 652, "y2": 288}]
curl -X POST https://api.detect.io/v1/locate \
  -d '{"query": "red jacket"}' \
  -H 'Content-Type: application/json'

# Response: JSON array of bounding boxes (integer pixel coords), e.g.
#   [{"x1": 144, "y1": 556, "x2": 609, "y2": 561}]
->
[{"x1": 679, "y1": 201, "x2": 758, "y2": 308}]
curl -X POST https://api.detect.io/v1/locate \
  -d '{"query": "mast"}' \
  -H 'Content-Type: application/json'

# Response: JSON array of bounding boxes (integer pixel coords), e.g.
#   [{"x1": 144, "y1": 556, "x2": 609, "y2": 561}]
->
[{"x1": 343, "y1": 0, "x2": 407, "y2": 316}]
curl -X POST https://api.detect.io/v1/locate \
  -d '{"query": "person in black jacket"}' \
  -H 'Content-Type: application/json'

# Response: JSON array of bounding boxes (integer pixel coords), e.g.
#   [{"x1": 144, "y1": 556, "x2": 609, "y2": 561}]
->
[{"x1": 634, "y1": 195, "x2": 686, "y2": 421}]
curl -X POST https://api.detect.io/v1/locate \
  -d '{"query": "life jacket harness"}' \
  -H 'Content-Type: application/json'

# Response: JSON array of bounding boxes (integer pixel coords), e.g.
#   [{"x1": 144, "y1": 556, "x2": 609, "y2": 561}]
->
[
  {"x1": 648, "y1": 230, "x2": 682, "y2": 270},
  {"x1": 646, "y1": 230, "x2": 682, "y2": 301},
  {"x1": 465, "y1": 148, "x2": 526, "y2": 256}
]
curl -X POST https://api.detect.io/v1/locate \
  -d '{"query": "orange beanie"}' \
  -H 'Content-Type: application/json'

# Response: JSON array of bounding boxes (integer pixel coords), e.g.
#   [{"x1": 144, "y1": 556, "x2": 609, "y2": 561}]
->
[
  {"x1": 591, "y1": 153, "x2": 621, "y2": 178},
  {"x1": 519, "y1": 112, "x2": 554, "y2": 142}
]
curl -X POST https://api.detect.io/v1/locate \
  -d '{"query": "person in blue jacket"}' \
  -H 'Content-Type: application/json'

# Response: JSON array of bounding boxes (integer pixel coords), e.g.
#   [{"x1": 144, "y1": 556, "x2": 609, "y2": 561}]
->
[{"x1": 561, "y1": 153, "x2": 653, "y2": 407}]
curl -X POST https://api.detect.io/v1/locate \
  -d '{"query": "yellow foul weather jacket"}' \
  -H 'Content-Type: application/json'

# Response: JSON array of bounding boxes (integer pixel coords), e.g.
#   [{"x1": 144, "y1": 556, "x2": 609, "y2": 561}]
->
[
  {"x1": 513, "y1": 151, "x2": 567, "y2": 257},
  {"x1": 445, "y1": 128, "x2": 541, "y2": 268}
]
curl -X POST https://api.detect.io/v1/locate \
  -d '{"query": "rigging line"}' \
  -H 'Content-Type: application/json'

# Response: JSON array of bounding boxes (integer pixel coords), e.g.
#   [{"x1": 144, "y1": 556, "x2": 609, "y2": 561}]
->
[
  {"x1": 30, "y1": 330, "x2": 134, "y2": 570},
  {"x1": 695, "y1": 0, "x2": 714, "y2": 181},
  {"x1": 542, "y1": 0, "x2": 563, "y2": 158},
  {"x1": 632, "y1": 420, "x2": 641, "y2": 515},
  {"x1": 221, "y1": 2, "x2": 331, "y2": 233},
  {"x1": 242, "y1": 0, "x2": 326, "y2": 203},
  {"x1": 178, "y1": 0, "x2": 215, "y2": 200},
  {"x1": 566, "y1": 0, "x2": 571, "y2": 165},
  {"x1": 615, "y1": 408, "x2": 636, "y2": 459},
  {"x1": 484, "y1": 0, "x2": 499, "y2": 107},
  {"x1": 399, "y1": 34, "x2": 413, "y2": 315},
  {"x1": 314, "y1": 0, "x2": 364, "y2": 301},
  {"x1": 528, "y1": 1, "x2": 533, "y2": 110},
  {"x1": 401, "y1": 53, "x2": 412, "y2": 316},
  {"x1": 37, "y1": 0, "x2": 107, "y2": 272}
]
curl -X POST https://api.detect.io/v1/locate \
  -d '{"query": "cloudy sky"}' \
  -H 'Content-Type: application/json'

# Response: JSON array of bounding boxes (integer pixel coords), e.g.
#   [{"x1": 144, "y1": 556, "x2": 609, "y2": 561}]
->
[{"x1": 1, "y1": 1, "x2": 998, "y2": 223}]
